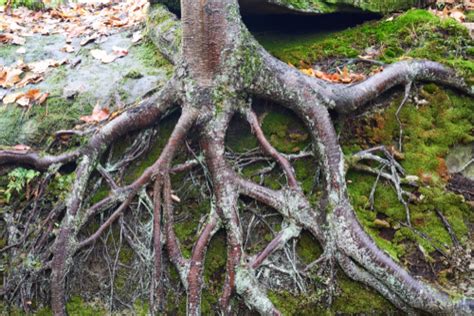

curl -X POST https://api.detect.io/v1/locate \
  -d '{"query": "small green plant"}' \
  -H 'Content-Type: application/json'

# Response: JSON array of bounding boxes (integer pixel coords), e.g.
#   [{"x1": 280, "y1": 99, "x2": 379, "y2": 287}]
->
[
  {"x1": 48, "y1": 172, "x2": 75, "y2": 201},
  {"x1": 5, "y1": 168, "x2": 40, "y2": 203}
]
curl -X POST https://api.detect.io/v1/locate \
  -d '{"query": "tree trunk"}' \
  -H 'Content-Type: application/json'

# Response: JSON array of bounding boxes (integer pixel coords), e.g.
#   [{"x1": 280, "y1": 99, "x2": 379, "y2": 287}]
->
[{"x1": 1, "y1": 0, "x2": 473, "y2": 315}]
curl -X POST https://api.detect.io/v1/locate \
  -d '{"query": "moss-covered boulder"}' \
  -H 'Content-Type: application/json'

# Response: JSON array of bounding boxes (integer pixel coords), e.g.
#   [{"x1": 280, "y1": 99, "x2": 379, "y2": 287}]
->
[
  {"x1": 154, "y1": 0, "x2": 435, "y2": 14},
  {"x1": 0, "y1": 31, "x2": 172, "y2": 147},
  {"x1": 250, "y1": 0, "x2": 434, "y2": 14}
]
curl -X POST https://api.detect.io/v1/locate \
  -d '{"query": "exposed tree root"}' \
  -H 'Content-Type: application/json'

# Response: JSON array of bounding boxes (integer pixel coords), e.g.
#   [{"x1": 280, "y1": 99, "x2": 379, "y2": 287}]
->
[{"x1": 1, "y1": 1, "x2": 473, "y2": 315}]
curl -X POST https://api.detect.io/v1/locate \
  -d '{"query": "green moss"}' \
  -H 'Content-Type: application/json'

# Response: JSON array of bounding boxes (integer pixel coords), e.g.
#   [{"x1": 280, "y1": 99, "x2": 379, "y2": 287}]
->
[
  {"x1": 132, "y1": 299, "x2": 149, "y2": 316},
  {"x1": 466, "y1": 10, "x2": 474, "y2": 23},
  {"x1": 332, "y1": 274, "x2": 395, "y2": 314},
  {"x1": 0, "y1": 0, "x2": 44, "y2": 10},
  {"x1": 130, "y1": 40, "x2": 173, "y2": 75},
  {"x1": 268, "y1": 290, "x2": 329, "y2": 315},
  {"x1": 89, "y1": 185, "x2": 109, "y2": 204},
  {"x1": 342, "y1": 84, "x2": 472, "y2": 261},
  {"x1": 392, "y1": 187, "x2": 470, "y2": 253},
  {"x1": 225, "y1": 116, "x2": 258, "y2": 152},
  {"x1": 348, "y1": 85, "x2": 473, "y2": 178},
  {"x1": 66, "y1": 296, "x2": 106, "y2": 316},
  {"x1": 261, "y1": 110, "x2": 310, "y2": 154},
  {"x1": 124, "y1": 69, "x2": 144, "y2": 79},
  {"x1": 0, "y1": 94, "x2": 92, "y2": 146},
  {"x1": 123, "y1": 113, "x2": 178, "y2": 184},
  {"x1": 260, "y1": 9, "x2": 473, "y2": 81},
  {"x1": 296, "y1": 230, "x2": 323, "y2": 264},
  {"x1": 174, "y1": 199, "x2": 211, "y2": 258},
  {"x1": 47, "y1": 172, "x2": 76, "y2": 202},
  {"x1": 202, "y1": 232, "x2": 227, "y2": 314},
  {"x1": 293, "y1": 158, "x2": 317, "y2": 194}
]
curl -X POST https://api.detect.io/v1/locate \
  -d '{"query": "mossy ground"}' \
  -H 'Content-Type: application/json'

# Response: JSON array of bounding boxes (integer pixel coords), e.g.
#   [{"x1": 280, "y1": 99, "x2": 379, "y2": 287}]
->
[
  {"x1": 256, "y1": 9, "x2": 473, "y2": 315},
  {"x1": 259, "y1": 9, "x2": 474, "y2": 83},
  {"x1": 0, "y1": 34, "x2": 171, "y2": 148},
  {"x1": 343, "y1": 84, "x2": 473, "y2": 260}
]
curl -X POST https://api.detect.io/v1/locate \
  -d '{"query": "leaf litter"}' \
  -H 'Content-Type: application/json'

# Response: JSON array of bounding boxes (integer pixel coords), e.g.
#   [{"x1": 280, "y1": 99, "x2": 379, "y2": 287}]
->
[{"x1": 1, "y1": 0, "x2": 148, "y2": 108}]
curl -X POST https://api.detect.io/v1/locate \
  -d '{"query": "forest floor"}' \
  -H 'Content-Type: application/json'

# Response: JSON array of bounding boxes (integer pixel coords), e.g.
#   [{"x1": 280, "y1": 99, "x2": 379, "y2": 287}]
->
[{"x1": 1, "y1": 1, "x2": 474, "y2": 314}]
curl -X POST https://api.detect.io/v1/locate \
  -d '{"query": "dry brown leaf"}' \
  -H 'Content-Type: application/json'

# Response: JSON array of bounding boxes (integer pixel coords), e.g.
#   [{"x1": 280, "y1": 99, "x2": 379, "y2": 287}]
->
[
  {"x1": 450, "y1": 10, "x2": 465, "y2": 23},
  {"x1": 3, "y1": 92, "x2": 23, "y2": 104},
  {"x1": 112, "y1": 46, "x2": 128, "y2": 57},
  {"x1": 300, "y1": 66, "x2": 365, "y2": 84},
  {"x1": 90, "y1": 49, "x2": 116, "y2": 63},
  {"x1": 16, "y1": 96, "x2": 31, "y2": 107},
  {"x1": 80, "y1": 33, "x2": 99, "y2": 46},
  {"x1": 300, "y1": 68, "x2": 314, "y2": 77},
  {"x1": 11, "y1": 34, "x2": 26, "y2": 45},
  {"x1": 61, "y1": 44, "x2": 75, "y2": 53},
  {"x1": 340, "y1": 66, "x2": 351, "y2": 83},
  {"x1": 171, "y1": 194, "x2": 181, "y2": 203},
  {"x1": 80, "y1": 104, "x2": 110, "y2": 123},
  {"x1": 28, "y1": 59, "x2": 67, "y2": 74},
  {"x1": 37, "y1": 92, "x2": 49, "y2": 104},
  {"x1": 0, "y1": 34, "x2": 11, "y2": 43},
  {"x1": 11, "y1": 144, "x2": 31, "y2": 152},
  {"x1": 16, "y1": 73, "x2": 44, "y2": 88},
  {"x1": 350, "y1": 73, "x2": 366, "y2": 82},
  {"x1": 15, "y1": 89, "x2": 46, "y2": 107},
  {"x1": 24, "y1": 88, "x2": 42, "y2": 100},
  {"x1": 0, "y1": 68, "x2": 23, "y2": 88},
  {"x1": 91, "y1": 48, "x2": 127, "y2": 64},
  {"x1": 0, "y1": 33, "x2": 26, "y2": 45}
]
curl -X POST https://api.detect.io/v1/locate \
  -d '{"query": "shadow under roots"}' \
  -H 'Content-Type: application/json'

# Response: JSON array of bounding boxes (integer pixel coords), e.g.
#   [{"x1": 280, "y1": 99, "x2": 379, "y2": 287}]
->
[{"x1": 242, "y1": 12, "x2": 381, "y2": 38}]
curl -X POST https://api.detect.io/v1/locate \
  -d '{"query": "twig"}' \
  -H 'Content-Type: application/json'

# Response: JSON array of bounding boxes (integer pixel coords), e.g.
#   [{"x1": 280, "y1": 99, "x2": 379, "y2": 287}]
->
[
  {"x1": 395, "y1": 82, "x2": 412, "y2": 152},
  {"x1": 435, "y1": 209, "x2": 460, "y2": 248}
]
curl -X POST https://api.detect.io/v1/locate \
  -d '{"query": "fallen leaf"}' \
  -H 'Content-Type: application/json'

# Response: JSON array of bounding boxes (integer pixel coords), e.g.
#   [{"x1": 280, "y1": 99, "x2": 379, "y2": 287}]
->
[
  {"x1": 61, "y1": 44, "x2": 75, "y2": 53},
  {"x1": 37, "y1": 92, "x2": 49, "y2": 104},
  {"x1": 112, "y1": 46, "x2": 128, "y2": 57},
  {"x1": 80, "y1": 33, "x2": 99, "y2": 46},
  {"x1": 16, "y1": 96, "x2": 31, "y2": 107},
  {"x1": 11, "y1": 34, "x2": 26, "y2": 45},
  {"x1": 80, "y1": 103, "x2": 110, "y2": 123},
  {"x1": 171, "y1": 194, "x2": 181, "y2": 203},
  {"x1": 132, "y1": 31, "x2": 143, "y2": 43},
  {"x1": 340, "y1": 66, "x2": 351, "y2": 83},
  {"x1": 24, "y1": 88, "x2": 42, "y2": 100},
  {"x1": 0, "y1": 34, "x2": 11, "y2": 43},
  {"x1": 12, "y1": 144, "x2": 31, "y2": 152},
  {"x1": 15, "y1": 89, "x2": 47, "y2": 107},
  {"x1": 16, "y1": 73, "x2": 44, "y2": 88},
  {"x1": 28, "y1": 58, "x2": 67, "y2": 74},
  {"x1": 91, "y1": 48, "x2": 127, "y2": 64},
  {"x1": 450, "y1": 10, "x2": 465, "y2": 23},
  {"x1": 0, "y1": 33, "x2": 26, "y2": 45},
  {"x1": 0, "y1": 68, "x2": 23, "y2": 88},
  {"x1": 300, "y1": 68, "x2": 314, "y2": 77},
  {"x1": 3, "y1": 92, "x2": 23, "y2": 104},
  {"x1": 374, "y1": 219, "x2": 390, "y2": 228}
]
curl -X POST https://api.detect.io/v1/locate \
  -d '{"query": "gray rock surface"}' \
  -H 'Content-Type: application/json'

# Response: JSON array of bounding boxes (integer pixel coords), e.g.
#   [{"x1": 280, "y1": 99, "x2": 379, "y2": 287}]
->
[{"x1": 0, "y1": 30, "x2": 171, "y2": 146}]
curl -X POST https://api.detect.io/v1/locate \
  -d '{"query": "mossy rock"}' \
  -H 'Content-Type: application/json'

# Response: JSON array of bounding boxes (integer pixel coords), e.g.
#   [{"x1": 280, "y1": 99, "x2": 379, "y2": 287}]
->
[
  {"x1": 260, "y1": 9, "x2": 473, "y2": 82},
  {"x1": 156, "y1": 0, "x2": 434, "y2": 14},
  {"x1": 0, "y1": 32, "x2": 171, "y2": 147}
]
